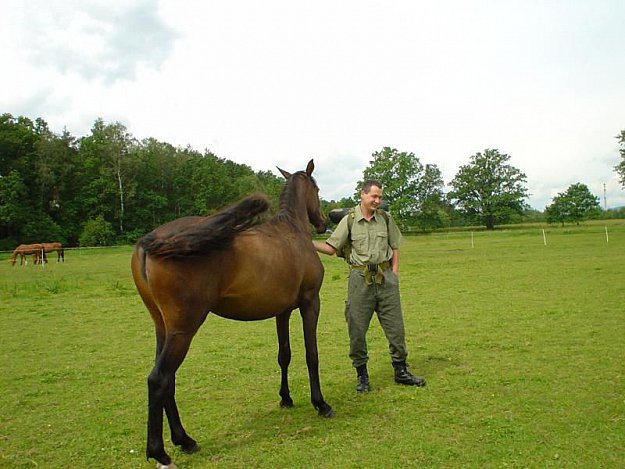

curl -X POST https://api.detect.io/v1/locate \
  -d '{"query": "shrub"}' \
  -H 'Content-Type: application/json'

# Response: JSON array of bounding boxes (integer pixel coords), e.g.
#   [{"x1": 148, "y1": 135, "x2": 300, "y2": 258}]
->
[{"x1": 79, "y1": 216, "x2": 116, "y2": 246}]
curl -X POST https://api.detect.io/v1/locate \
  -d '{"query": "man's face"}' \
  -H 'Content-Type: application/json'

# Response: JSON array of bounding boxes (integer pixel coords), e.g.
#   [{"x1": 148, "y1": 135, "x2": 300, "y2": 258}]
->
[{"x1": 361, "y1": 185, "x2": 383, "y2": 212}]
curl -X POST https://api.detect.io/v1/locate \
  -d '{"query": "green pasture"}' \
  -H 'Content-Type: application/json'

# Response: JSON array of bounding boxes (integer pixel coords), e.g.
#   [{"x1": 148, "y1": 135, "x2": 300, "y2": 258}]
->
[{"x1": 1, "y1": 223, "x2": 624, "y2": 468}]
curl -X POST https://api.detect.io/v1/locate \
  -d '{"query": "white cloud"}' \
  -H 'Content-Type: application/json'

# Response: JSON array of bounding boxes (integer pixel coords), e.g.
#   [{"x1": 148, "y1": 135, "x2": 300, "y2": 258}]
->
[{"x1": 17, "y1": 0, "x2": 177, "y2": 82}]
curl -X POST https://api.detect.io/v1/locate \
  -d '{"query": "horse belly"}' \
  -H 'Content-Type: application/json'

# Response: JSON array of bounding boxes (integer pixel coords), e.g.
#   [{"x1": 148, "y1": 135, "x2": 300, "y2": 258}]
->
[{"x1": 212, "y1": 281, "x2": 299, "y2": 321}]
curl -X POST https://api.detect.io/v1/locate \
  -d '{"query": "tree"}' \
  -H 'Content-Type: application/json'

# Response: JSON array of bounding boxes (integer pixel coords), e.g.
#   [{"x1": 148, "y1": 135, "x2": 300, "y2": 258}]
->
[
  {"x1": 21, "y1": 213, "x2": 64, "y2": 244},
  {"x1": 0, "y1": 114, "x2": 40, "y2": 241},
  {"x1": 78, "y1": 119, "x2": 137, "y2": 234},
  {"x1": 0, "y1": 170, "x2": 29, "y2": 240},
  {"x1": 448, "y1": 149, "x2": 529, "y2": 230},
  {"x1": 188, "y1": 152, "x2": 258, "y2": 214},
  {"x1": 124, "y1": 138, "x2": 180, "y2": 234},
  {"x1": 0, "y1": 113, "x2": 39, "y2": 179},
  {"x1": 545, "y1": 183, "x2": 601, "y2": 225},
  {"x1": 360, "y1": 147, "x2": 445, "y2": 228},
  {"x1": 614, "y1": 129, "x2": 625, "y2": 188},
  {"x1": 414, "y1": 164, "x2": 448, "y2": 230},
  {"x1": 30, "y1": 125, "x2": 83, "y2": 241}
]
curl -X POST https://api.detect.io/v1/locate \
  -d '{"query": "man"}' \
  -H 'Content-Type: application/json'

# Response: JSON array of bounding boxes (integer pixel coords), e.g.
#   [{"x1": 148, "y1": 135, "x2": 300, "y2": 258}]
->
[{"x1": 313, "y1": 180, "x2": 426, "y2": 392}]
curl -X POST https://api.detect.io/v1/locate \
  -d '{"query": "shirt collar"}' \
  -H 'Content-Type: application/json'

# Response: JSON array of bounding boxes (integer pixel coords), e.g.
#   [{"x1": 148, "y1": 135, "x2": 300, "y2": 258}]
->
[{"x1": 355, "y1": 204, "x2": 379, "y2": 222}]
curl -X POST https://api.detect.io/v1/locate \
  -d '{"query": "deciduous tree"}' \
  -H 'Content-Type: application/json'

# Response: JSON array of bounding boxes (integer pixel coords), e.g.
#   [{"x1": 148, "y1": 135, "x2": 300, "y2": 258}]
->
[
  {"x1": 78, "y1": 119, "x2": 137, "y2": 234},
  {"x1": 545, "y1": 183, "x2": 601, "y2": 225},
  {"x1": 360, "y1": 147, "x2": 445, "y2": 228},
  {"x1": 448, "y1": 149, "x2": 528, "y2": 230}
]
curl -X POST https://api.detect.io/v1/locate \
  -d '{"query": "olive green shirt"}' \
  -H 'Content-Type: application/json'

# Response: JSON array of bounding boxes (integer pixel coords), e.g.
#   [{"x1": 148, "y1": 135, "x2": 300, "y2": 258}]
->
[{"x1": 326, "y1": 205, "x2": 403, "y2": 266}]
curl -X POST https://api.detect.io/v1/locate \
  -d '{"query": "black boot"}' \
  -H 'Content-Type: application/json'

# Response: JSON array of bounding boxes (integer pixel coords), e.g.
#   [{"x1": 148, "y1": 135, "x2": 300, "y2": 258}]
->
[
  {"x1": 393, "y1": 362, "x2": 426, "y2": 387},
  {"x1": 355, "y1": 364, "x2": 370, "y2": 393}
]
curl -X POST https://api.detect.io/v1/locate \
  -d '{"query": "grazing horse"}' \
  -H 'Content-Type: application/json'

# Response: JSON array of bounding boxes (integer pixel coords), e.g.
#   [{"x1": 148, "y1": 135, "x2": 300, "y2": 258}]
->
[
  {"x1": 131, "y1": 160, "x2": 332, "y2": 468},
  {"x1": 10, "y1": 244, "x2": 45, "y2": 266},
  {"x1": 42, "y1": 242, "x2": 65, "y2": 262}
]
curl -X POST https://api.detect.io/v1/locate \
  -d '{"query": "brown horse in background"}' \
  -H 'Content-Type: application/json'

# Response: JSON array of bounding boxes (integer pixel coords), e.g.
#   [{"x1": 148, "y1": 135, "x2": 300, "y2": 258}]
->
[
  {"x1": 131, "y1": 160, "x2": 332, "y2": 467},
  {"x1": 10, "y1": 244, "x2": 45, "y2": 266},
  {"x1": 42, "y1": 242, "x2": 65, "y2": 262}
]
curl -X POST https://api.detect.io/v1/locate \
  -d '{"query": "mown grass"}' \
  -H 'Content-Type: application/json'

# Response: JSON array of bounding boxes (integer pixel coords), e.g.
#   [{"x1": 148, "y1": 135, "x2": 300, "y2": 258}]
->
[{"x1": 1, "y1": 224, "x2": 624, "y2": 468}]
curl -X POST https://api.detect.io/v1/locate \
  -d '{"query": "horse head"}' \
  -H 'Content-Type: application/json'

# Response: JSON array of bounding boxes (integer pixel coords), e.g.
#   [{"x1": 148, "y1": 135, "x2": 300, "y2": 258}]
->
[{"x1": 277, "y1": 159, "x2": 326, "y2": 234}]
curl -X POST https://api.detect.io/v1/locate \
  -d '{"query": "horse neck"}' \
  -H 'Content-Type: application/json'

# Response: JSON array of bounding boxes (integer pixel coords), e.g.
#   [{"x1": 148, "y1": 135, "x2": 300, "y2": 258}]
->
[{"x1": 276, "y1": 177, "x2": 311, "y2": 233}]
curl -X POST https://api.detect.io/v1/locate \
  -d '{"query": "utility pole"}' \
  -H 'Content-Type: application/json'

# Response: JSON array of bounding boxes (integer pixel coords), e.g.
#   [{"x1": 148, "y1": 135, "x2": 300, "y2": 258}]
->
[{"x1": 603, "y1": 183, "x2": 607, "y2": 210}]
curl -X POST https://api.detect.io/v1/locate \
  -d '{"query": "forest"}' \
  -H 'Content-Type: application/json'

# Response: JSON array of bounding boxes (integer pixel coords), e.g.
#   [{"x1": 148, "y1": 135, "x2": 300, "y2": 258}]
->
[
  {"x1": 1, "y1": 112, "x2": 623, "y2": 249},
  {"x1": 0, "y1": 113, "x2": 293, "y2": 250}
]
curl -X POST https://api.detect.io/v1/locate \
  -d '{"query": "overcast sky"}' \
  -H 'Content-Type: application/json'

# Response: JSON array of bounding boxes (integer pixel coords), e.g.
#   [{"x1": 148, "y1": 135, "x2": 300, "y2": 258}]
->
[{"x1": 3, "y1": 0, "x2": 625, "y2": 209}]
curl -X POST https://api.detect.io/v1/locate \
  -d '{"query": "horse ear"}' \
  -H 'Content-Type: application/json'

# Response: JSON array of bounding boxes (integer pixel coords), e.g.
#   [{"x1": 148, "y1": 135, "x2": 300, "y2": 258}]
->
[
  {"x1": 277, "y1": 167, "x2": 291, "y2": 179},
  {"x1": 306, "y1": 159, "x2": 315, "y2": 176}
]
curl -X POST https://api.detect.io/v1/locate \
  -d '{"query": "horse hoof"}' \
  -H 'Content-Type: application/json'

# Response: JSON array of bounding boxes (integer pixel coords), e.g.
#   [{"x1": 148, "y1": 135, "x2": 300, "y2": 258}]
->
[
  {"x1": 318, "y1": 406, "x2": 334, "y2": 418},
  {"x1": 280, "y1": 399, "x2": 294, "y2": 409},
  {"x1": 156, "y1": 462, "x2": 178, "y2": 469},
  {"x1": 181, "y1": 441, "x2": 199, "y2": 454}
]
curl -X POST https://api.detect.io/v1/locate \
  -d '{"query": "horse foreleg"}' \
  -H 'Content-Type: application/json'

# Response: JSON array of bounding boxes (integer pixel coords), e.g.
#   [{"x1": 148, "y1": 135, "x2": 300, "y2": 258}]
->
[
  {"x1": 276, "y1": 311, "x2": 293, "y2": 408},
  {"x1": 147, "y1": 332, "x2": 195, "y2": 466},
  {"x1": 300, "y1": 295, "x2": 333, "y2": 417}
]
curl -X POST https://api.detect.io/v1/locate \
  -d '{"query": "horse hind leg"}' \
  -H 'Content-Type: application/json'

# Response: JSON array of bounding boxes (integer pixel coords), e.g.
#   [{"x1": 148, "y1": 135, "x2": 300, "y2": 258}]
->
[
  {"x1": 164, "y1": 374, "x2": 198, "y2": 454},
  {"x1": 148, "y1": 315, "x2": 197, "y2": 460},
  {"x1": 147, "y1": 332, "x2": 197, "y2": 466},
  {"x1": 133, "y1": 262, "x2": 198, "y2": 464},
  {"x1": 276, "y1": 310, "x2": 294, "y2": 408}
]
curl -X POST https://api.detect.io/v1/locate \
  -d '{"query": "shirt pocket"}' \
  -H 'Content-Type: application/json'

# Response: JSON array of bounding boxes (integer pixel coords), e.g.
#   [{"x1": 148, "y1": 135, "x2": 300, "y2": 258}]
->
[
  {"x1": 351, "y1": 231, "x2": 368, "y2": 254},
  {"x1": 374, "y1": 231, "x2": 388, "y2": 254}
]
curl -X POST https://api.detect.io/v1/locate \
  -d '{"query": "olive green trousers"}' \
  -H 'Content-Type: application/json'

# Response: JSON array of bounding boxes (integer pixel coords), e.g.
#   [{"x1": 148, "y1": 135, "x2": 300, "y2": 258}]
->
[{"x1": 345, "y1": 268, "x2": 408, "y2": 368}]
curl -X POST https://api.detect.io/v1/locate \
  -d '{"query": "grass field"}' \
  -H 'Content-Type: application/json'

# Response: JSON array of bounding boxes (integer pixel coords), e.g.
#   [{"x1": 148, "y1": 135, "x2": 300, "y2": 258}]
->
[{"x1": 1, "y1": 222, "x2": 624, "y2": 468}]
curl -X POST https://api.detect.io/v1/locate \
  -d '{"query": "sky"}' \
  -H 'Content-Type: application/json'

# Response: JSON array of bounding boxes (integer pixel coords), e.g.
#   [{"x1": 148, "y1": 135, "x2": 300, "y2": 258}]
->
[{"x1": 2, "y1": 0, "x2": 625, "y2": 210}]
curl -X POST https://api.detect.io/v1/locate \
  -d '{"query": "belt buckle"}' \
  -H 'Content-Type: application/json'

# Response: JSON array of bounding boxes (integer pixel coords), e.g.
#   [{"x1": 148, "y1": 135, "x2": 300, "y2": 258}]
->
[{"x1": 367, "y1": 263, "x2": 377, "y2": 274}]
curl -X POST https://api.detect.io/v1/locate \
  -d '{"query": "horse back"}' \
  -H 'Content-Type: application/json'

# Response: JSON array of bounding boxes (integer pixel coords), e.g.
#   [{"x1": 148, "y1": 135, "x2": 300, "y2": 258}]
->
[{"x1": 15, "y1": 243, "x2": 44, "y2": 254}]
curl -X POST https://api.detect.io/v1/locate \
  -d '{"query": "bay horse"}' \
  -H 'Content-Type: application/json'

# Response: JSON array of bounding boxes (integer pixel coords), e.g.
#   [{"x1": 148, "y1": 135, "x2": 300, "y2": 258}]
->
[
  {"x1": 131, "y1": 160, "x2": 332, "y2": 468},
  {"x1": 42, "y1": 242, "x2": 65, "y2": 262},
  {"x1": 10, "y1": 244, "x2": 45, "y2": 266}
]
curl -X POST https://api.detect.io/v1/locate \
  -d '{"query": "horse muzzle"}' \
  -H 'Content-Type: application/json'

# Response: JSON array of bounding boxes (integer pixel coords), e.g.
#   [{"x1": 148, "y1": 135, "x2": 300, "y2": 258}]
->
[{"x1": 314, "y1": 222, "x2": 327, "y2": 234}]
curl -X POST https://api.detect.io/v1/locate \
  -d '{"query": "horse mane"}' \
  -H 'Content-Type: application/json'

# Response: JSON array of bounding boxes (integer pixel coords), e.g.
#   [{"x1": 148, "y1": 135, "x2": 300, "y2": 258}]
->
[
  {"x1": 140, "y1": 193, "x2": 270, "y2": 258},
  {"x1": 271, "y1": 171, "x2": 316, "y2": 230}
]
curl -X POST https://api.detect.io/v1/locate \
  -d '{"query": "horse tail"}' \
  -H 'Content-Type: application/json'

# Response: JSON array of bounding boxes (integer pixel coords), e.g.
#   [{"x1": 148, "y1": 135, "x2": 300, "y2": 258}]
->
[
  {"x1": 140, "y1": 193, "x2": 270, "y2": 258},
  {"x1": 138, "y1": 245, "x2": 148, "y2": 280}
]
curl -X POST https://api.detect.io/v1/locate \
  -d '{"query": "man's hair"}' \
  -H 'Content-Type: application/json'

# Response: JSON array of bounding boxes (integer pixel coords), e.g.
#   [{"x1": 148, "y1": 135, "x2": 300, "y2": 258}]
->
[{"x1": 361, "y1": 179, "x2": 383, "y2": 194}]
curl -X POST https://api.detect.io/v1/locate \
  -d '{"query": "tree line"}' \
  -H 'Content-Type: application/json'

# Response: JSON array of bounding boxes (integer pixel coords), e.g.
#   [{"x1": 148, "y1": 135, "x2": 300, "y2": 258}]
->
[
  {"x1": 1, "y1": 112, "x2": 623, "y2": 249},
  {"x1": 0, "y1": 113, "x2": 286, "y2": 250}
]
